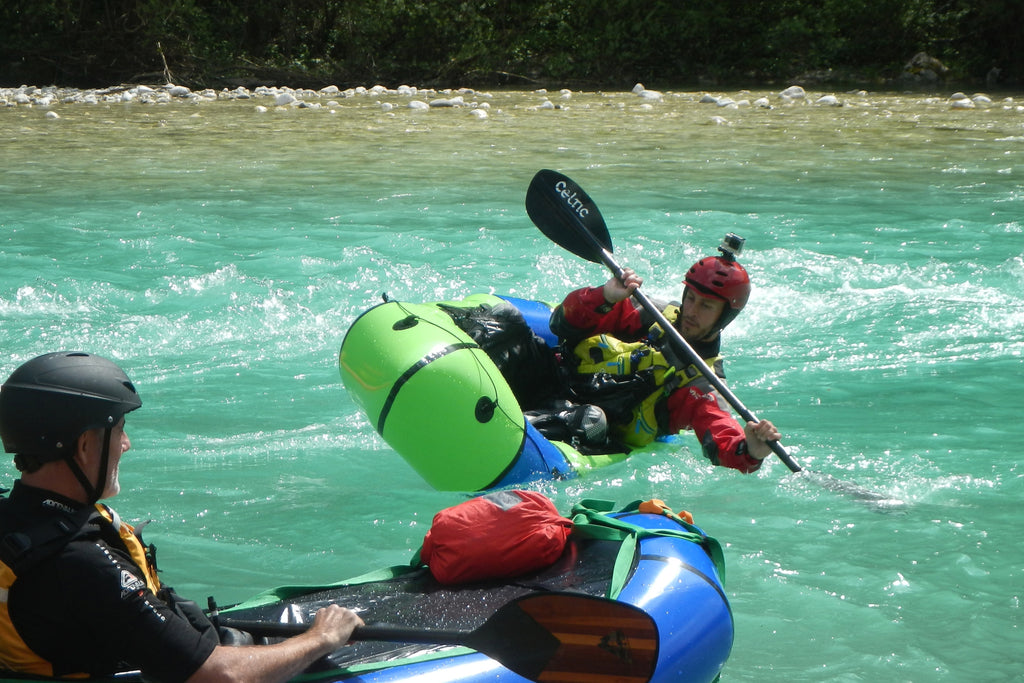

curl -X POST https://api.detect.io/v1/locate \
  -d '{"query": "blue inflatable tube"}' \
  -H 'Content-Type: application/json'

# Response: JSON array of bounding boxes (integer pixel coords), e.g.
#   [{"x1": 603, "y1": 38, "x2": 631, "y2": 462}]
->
[{"x1": 496, "y1": 295, "x2": 560, "y2": 347}]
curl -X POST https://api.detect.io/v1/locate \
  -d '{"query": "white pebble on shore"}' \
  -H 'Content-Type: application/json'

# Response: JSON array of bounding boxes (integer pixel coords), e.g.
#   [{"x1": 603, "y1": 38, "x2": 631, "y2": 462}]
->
[
  {"x1": 780, "y1": 85, "x2": 806, "y2": 99},
  {"x1": 429, "y1": 96, "x2": 464, "y2": 107},
  {"x1": 632, "y1": 83, "x2": 663, "y2": 101},
  {"x1": 949, "y1": 92, "x2": 975, "y2": 109}
]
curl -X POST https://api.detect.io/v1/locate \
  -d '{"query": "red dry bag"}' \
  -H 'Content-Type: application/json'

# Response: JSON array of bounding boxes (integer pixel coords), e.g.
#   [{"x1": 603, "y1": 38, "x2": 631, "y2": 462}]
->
[{"x1": 420, "y1": 489, "x2": 573, "y2": 585}]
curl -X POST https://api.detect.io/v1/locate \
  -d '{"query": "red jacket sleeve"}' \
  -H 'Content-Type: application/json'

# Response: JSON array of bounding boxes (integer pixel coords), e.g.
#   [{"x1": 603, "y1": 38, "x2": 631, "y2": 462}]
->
[
  {"x1": 555, "y1": 286, "x2": 644, "y2": 340},
  {"x1": 667, "y1": 382, "x2": 764, "y2": 474}
]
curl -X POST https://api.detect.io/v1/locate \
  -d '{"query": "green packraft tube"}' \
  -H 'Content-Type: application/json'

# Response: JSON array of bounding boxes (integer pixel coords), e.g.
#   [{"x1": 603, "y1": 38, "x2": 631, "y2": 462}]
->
[{"x1": 340, "y1": 294, "x2": 624, "y2": 491}]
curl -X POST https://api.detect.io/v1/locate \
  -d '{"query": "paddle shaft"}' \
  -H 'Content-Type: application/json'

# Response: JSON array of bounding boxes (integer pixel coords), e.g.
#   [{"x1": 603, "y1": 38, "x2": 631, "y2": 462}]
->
[{"x1": 218, "y1": 618, "x2": 464, "y2": 644}]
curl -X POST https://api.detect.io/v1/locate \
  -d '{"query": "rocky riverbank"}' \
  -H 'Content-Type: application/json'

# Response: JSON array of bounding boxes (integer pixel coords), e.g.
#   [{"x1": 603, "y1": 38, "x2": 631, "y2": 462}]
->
[{"x1": 2, "y1": 82, "x2": 1019, "y2": 119}]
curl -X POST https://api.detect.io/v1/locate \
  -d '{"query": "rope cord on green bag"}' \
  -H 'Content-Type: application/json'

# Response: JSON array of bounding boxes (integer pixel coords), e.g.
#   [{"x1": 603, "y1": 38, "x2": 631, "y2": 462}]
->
[{"x1": 568, "y1": 498, "x2": 726, "y2": 598}]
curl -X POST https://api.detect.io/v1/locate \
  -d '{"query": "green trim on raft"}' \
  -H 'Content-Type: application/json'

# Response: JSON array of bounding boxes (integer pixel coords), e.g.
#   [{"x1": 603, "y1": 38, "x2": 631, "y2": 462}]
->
[
  {"x1": 222, "y1": 564, "x2": 423, "y2": 610},
  {"x1": 554, "y1": 440, "x2": 630, "y2": 472},
  {"x1": 288, "y1": 649, "x2": 479, "y2": 681}
]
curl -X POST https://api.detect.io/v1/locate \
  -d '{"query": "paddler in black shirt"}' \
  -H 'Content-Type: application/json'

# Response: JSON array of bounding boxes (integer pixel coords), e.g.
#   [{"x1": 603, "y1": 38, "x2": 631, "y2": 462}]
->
[{"x1": 0, "y1": 351, "x2": 363, "y2": 683}]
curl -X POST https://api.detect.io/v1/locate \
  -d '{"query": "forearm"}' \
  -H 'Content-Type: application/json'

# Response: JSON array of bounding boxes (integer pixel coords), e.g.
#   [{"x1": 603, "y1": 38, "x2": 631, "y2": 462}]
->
[
  {"x1": 702, "y1": 431, "x2": 765, "y2": 473},
  {"x1": 551, "y1": 287, "x2": 641, "y2": 343},
  {"x1": 186, "y1": 633, "x2": 335, "y2": 683},
  {"x1": 186, "y1": 604, "x2": 361, "y2": 683},
  {"x1": 671, "y1": 388, "x2": 764, "y2": 474}
]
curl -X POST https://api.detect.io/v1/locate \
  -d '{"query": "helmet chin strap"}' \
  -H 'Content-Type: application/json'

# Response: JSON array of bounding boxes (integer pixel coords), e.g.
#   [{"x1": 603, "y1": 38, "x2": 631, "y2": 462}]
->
[
  {"x1": 66, "y1": 427, "x2": 112, "y2": 505},
  {"x1": 699, "y1": 329, "x2": 722, "y2": 342}
]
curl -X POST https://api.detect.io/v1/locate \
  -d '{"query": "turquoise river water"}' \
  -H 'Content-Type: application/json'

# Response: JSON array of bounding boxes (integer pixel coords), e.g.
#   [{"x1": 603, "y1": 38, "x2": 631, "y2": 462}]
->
[{"x1": 2, "y1": 86, "x2": 1022, "y2": 681}]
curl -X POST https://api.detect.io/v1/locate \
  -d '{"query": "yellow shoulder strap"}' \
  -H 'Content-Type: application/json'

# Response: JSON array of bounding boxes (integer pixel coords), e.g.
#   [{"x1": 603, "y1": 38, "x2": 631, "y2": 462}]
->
[{"x1": 95, "y1": 505, "x2": 162, "y2": 593}]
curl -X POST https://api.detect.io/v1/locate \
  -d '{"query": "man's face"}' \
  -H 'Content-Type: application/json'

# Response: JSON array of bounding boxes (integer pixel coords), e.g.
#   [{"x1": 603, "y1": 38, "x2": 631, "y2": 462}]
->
[
  {"x1": 679, "y1": 287, "x2": 726, "y2": 342},
  {"x1": 78, "y1": 417, "x2": 131, "y2": 499}
]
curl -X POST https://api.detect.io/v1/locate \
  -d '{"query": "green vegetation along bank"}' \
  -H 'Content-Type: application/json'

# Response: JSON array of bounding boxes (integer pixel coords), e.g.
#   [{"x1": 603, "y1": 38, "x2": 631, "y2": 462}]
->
[{"x1": 1, "y1": 0, "x2": 1021, "y2": 91}]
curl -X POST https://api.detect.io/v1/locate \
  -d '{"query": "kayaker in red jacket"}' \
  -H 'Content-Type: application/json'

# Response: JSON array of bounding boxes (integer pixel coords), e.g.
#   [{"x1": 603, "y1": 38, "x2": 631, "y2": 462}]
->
[{"x1": 548, "y1": 235, "x2": 781, "y2": 473}]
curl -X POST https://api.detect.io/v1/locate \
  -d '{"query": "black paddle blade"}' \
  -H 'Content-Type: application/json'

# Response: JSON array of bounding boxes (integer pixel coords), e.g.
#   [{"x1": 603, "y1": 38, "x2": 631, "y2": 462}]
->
[
  {"x1": 526, "y1": 169, "x2": 613, "y2": 263},
  {"x1": 470, "y1": 592, "x2": 659, "y2": 683}
]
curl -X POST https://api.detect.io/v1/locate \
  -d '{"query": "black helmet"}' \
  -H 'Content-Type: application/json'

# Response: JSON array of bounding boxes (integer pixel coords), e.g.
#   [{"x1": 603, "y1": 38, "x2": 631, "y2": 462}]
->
[{"x1": 0, "y1": 352, "x2": 142, "y2": 462}]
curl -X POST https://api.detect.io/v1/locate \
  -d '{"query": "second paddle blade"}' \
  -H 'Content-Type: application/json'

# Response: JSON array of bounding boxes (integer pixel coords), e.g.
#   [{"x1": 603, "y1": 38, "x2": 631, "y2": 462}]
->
[{"x1": 469, "y1": 592, "x2": 659, "y2": 683}]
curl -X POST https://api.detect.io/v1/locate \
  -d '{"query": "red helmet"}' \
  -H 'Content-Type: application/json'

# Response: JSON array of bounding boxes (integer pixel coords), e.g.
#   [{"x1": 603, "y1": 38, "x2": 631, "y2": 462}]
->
[{"x1": 684, "y1": 239, "x2": 751, "y2": 332}]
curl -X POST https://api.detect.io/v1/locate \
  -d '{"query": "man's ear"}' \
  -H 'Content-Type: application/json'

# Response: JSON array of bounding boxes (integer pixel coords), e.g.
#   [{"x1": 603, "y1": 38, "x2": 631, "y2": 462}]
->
[{"x1": 73, "y1": 428, "x2": 97, "y2": 467}]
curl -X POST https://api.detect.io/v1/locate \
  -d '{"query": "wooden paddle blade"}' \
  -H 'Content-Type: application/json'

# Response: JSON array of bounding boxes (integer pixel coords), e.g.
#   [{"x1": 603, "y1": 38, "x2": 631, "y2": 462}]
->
[
  {"x1": 526, "y1": 169, "x2": 613, "y2": 263},
  {"x1": 470, "y1": 593, "x2": 659, "y2": 683}
]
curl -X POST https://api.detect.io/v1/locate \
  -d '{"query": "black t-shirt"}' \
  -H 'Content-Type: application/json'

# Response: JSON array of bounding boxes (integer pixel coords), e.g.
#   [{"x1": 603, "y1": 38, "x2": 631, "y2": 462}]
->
[{"x1": 1, "y1": 483, "x2": 219, "y2": 682}]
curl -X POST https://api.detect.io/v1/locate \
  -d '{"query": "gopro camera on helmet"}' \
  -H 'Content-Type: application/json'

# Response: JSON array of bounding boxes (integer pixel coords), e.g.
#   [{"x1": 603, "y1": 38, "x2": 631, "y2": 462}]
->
[{"x1": 717, "y1": 233, "x2": 745, "y2": 262}]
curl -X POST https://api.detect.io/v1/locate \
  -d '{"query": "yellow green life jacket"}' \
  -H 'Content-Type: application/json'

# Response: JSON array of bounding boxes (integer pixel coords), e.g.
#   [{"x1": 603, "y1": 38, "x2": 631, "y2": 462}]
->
[{"x1": 570, "y1": 305, "x2": 721, "y2": 449}]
